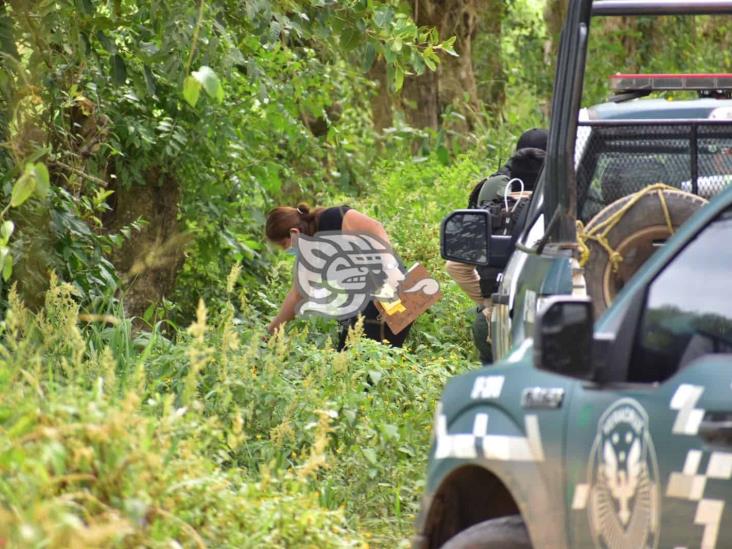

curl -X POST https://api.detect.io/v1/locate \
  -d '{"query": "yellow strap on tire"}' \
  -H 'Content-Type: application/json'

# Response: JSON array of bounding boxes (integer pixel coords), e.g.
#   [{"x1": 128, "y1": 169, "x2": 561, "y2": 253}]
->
[{"x1": 577, "y1": 183, "x2": 678, "y2": 272}]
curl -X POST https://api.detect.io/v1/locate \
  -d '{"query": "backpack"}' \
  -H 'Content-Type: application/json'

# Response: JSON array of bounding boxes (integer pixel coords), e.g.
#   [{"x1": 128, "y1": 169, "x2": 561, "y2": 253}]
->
[
  {"x1": 467, "y1": 147, "x2": 545, "y2": 209},
  {"x1": 474, "y1": 177, "x2": 533, "y2": 297},
  {"x1": 483, "y1": 184, "x2": 531, "y2": 238},
  {"x1": 467, "y1": 148, "x2": 545, "y2": 298},
  {"x1": 467, "y1": 170, "x2": 510, "y2": 209}
]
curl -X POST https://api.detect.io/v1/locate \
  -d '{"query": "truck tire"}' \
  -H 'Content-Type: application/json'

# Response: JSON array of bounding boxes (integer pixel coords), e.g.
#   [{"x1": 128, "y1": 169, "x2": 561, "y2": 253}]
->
[
  {"x1": 584, "y1": 189, "x2": 706, "y2": 317},
  {"x1": 441, "y1": 515, "x2": 531, "y2": 549}
]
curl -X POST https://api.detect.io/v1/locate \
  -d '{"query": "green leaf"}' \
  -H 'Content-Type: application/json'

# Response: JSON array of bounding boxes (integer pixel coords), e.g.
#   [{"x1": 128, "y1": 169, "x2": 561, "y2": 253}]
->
[
  {"x1": 183, "y1": 76, "x2": 201, "y2": 107},
  {"x1": 143, "y1": 303, "x2": 155, "y2": 323},
  {"x1": 439, "y1": 36, "x2": 459, "y2": 57},
  {"x1": 381, "y1": 423, "x2": 400, "y2": 441},
  {"x1": 373, "y1": 7, "x2": 394, "y2": 29},
  {"x1": 78, "y1": 0, "x2": 94, "y2": 16},
  {"x1": 412, "y1": 54, "x2": 426, "y2": 76},
  {"x1": 24, "y1": 146, "x2": 51, "y2": 165},
  {"x1": 111, "y1": 54, "x2": 127, "y2": 86},
  {"x1": 263, "y1": 164, "x2": 281, "y2": 194},
  {"x1": 0, "y1": 9, "x2": 18, "y2": 58},
  {"x1": 11, "y1": 163, "x2": 49, "y2": 207},
  {"x1": 362, "y1": 448, "x2": 378, "y2": 466},
  {"x1": 436, "y1": 145, "x2": 450, "y2": 166},
  {"x1": 362, "y1": 43, "x2": 377, "y2": 72},
  {"x1": 393, "y1": 65, "x2": 405, "y2": 92},
  {"x1": 33, "y1": 163, "x2": 50, "y2": 198},
  {"x1": 0, "y1": 248, "x2": 8, "y2": 275},
  {"x1": 11, "y1": 165, "x2": 36, "y2": 207},
  {"x1": 96, "y1": 31, "x2": 116, "y2": 53},
  {"x1": 1, "y1": 221, "x2": 14, "y2": 243},
  {"x1": 368, "y1": 370, "x2": 382, "y2": 385},
  {"x1": 192, "y1": 66, "x2": 224, "y2": 103},
  {"x1": 143, "y1": 65, "x2": 156, "y2": 96},
  {"x1": 1, "y1": 250, "x2": 11, "y2": 281},
  {"x1": 423, "y1": 47, "x2": 438, "y2": 71},
  {"x1": 340, "y1": 27, "x2": 359, "y2": 52}
]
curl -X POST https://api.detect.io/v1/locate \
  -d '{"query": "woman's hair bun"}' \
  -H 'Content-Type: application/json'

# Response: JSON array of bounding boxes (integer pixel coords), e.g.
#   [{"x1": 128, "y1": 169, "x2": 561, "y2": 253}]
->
[{"x1": 296, "y1": 203, "x2": 310, "y2": 215}]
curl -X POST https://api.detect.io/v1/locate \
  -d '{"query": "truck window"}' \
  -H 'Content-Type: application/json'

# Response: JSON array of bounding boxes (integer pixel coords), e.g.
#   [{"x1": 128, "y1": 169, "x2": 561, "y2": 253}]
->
[{"x1": 628, "y1": 208, "x2": 732, "y2": 383}]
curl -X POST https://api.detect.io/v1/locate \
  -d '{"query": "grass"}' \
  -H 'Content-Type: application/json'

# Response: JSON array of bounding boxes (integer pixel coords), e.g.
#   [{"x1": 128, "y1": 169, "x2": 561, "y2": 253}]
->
[{"x1": 0, "y1": 146, "x2": 529, "y2": 547}]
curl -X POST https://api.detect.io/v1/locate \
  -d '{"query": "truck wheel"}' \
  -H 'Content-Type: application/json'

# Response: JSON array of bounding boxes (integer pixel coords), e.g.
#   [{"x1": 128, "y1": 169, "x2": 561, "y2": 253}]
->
[
  {"x1": 584, "y1": 189, "x2": 706, "y2": 318},
  {"x1": 441, "y1": 515, "x2": 531, "y2": 549}
]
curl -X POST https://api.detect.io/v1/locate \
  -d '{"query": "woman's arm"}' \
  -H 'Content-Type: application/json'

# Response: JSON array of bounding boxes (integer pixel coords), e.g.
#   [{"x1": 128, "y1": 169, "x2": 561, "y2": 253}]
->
[
  {"x1": 342, "y1": 209, "x2": 391, "y2": 245},
  {"x1": 268, "y1": 284, "x2": 301, "y2": 334}
]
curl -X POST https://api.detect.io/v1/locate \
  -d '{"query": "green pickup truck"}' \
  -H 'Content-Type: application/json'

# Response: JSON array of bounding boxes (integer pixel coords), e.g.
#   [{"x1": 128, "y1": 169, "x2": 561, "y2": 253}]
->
[
  {"x1": 442, "y1": 1, "x2": 732, "y2": 364},
  {"x1": 419, "y1": 1, "x2": 732, "y2": 547},
  {"x1": 416, "y1": 164, "x2": 732, "y2": 549}
]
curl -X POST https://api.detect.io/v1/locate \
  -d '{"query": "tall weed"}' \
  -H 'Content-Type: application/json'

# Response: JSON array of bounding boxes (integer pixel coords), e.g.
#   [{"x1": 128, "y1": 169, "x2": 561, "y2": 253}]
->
[{"x1": 0, "y1": 153, "x2": 497, "y2": 546}]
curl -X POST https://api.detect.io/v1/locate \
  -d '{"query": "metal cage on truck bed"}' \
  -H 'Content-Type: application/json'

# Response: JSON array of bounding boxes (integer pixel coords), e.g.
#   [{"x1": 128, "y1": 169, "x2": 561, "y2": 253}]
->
[{"x1": 575, "y1": 120, "x2": 732, "y2": 222}]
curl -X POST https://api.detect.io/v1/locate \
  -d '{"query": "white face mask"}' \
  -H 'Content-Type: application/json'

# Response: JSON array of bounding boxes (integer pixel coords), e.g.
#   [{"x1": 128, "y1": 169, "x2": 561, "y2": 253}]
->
[{"x1": 285, "y1": 246, "x2": 297, "y2": 256}]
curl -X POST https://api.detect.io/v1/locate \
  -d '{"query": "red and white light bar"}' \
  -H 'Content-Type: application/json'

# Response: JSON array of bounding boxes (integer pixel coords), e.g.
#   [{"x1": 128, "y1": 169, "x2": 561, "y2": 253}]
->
[{"x1": 610, "y1": 73, "x2": 732, "y2": 92}]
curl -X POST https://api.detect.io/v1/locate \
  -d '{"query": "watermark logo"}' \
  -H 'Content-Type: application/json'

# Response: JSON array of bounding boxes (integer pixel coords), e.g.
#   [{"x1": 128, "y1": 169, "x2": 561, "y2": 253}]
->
[{"x1": 293, "y1": 231, "x2": 438, "y2": 320}]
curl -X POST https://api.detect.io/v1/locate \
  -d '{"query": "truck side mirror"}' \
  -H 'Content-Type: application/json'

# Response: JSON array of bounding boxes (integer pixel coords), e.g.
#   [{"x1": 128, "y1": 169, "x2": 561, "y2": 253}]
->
[
  {"x1": 440, "y1": 210, "x2": 492, "y2": 266},
  {"x1": 534, "y1": 296, "x2": 594, "y2": 380}
]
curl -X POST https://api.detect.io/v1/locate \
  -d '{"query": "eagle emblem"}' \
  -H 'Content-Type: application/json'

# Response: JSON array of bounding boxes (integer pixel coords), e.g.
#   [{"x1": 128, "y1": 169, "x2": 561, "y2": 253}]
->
[{"x1": 588, "y1": 398, "x2": 660, "y2": 549}]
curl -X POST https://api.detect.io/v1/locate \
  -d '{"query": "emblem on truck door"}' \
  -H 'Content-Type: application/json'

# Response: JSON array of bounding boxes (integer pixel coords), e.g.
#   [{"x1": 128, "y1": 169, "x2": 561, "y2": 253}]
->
[{"x1": 585, "y1": 398, "x2": 660, "y2": 549}]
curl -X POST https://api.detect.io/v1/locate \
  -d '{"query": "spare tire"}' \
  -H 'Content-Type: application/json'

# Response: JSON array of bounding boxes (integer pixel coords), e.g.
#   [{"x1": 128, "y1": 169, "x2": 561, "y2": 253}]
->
[{"x1": 584, "y1": 188, "x2": 707, "y2": 318}]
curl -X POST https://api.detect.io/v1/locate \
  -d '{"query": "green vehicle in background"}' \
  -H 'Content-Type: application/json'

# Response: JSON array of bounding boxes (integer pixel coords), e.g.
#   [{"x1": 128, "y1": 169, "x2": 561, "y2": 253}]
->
[
  {"x1": 417, "y1": 183, "x2": 732, "y2": 547},
  {"x1": 418, "y1": 1, "x2": 732, "y2": 547},
  {"x1": 445, "y1": 3, "x2": 732, "y2": 364}
]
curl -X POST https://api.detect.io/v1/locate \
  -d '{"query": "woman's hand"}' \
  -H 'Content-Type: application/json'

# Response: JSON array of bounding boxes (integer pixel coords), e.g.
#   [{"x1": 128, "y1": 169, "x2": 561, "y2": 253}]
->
[
  {"x1": 267, "y1": 319, "x2": 281, "y2": 335},
  {"x1": 267, "y1": 285, "x2": 301, "y2": 337}
]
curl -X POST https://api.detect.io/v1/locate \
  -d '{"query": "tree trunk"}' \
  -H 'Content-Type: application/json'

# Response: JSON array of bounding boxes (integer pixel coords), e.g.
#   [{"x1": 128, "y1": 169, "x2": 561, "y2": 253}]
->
[
  {"x1": 437, "y1": 0, "x2": 484, "y2": 128},
  {"x1": 0, "y1": 0, "x2": 16, "y2": 150},
  {"x1": 104, "y1": 167, "x2": 188, "y2": 318},
  {"x1": 543, "y1": 0, "x2": 569, "y2": 65},
  {"x1": 473, "y1": 0, "x2": 505, "y2": 113},
  {"x1": 398, "y1": 0, "x2": 484, "y2": 131},
  {"x1": 402, "y1": 0, "x2": 442, "y2": 130},
  {"x1": 368, "y1": 59, "x2": 394, "y2": 132},
  {"x1": 402, "y1": 68, "x2": 440, "y2": 130}
]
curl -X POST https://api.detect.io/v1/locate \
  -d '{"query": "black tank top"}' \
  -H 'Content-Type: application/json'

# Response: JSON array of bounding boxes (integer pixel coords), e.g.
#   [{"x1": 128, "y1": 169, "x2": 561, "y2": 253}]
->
[
  {"x1": 314, "y1": 204, "x2": 413, "y2": 349},
  {"x1": 317, "y1": 205, "x2": 351, "y2": 232}
]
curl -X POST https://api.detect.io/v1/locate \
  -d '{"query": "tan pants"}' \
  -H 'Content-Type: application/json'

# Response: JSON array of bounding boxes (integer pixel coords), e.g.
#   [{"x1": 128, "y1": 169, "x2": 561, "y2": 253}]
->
[
  {"x1": 445, "y1": 260, "x2": 493, "y2": 344},
  {"x1": 445, "y1": 260, "x2": 484, "y2": 305}
]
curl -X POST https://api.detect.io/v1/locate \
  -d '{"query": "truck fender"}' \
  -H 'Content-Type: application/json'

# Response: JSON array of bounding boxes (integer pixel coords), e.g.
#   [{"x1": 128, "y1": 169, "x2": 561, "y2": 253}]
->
[{"x1": 418, "y1": 405, "x2": 567, "y2": 548}]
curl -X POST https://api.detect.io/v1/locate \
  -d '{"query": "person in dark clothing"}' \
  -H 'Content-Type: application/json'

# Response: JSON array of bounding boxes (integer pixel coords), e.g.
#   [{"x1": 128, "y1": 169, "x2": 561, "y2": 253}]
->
[
  {"x1": 445, "y1": 128, "x2": 548, "y2": 362},
  {"x1": 265, "y1": 203, "x2": 412, "y2": 350},
  {"x1": 467, "y1": 128, "x2": 548, "y2": 209}
]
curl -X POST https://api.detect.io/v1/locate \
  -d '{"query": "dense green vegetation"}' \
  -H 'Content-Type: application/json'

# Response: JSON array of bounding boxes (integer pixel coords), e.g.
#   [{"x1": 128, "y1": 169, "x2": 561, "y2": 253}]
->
[
  {"x1": 2, "y1": 0, "x2": 732, "y2": 546},
  {"x1": 0, "y1": 154, "x2": 498, "y2": 546}
]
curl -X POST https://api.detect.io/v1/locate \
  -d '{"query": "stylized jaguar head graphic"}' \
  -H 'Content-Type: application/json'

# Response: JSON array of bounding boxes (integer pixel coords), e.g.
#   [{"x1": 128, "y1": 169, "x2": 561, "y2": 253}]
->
[{"x1": 294, "y1": 232, "x2": 405, "y2": 320}]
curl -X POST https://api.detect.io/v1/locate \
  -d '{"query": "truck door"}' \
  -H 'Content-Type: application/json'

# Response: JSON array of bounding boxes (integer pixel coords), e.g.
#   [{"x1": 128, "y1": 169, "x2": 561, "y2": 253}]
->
[{"x1": 565, "y1": 206, "x2": 732, "y2": 548}]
